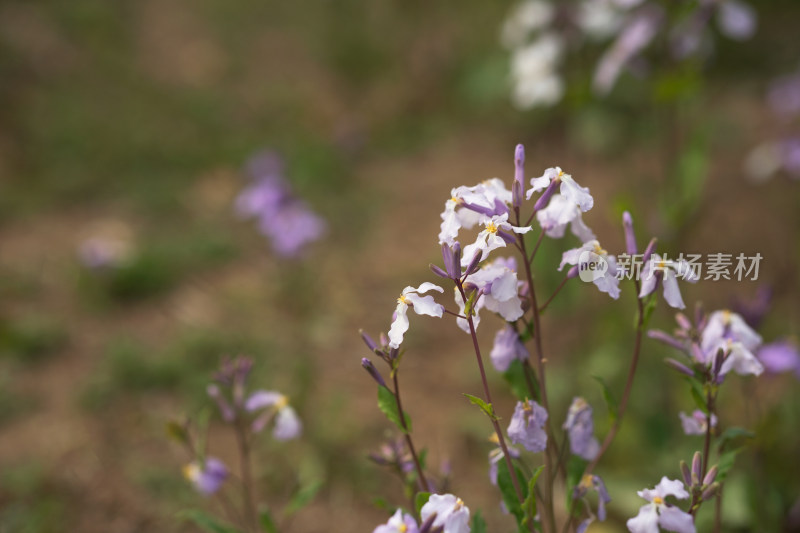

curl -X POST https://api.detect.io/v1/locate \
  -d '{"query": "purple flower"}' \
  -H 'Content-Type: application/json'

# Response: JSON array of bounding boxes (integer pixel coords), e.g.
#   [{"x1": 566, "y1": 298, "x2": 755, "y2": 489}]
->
[
  {"x1": 627, "y1": 477, "x2": 696, "y2": 533},
  {"x1": 439, "y1": 179, "x2": 512, "y2": 246},
  {"x1": 374, "y1": 509, "x2": 419, "y2": 533},
  {"x1": 679, "y1": 410, "x2": 718, "y2": 436},
  {"x1": 183, "y1": 457, "x2": 228, "y2": 495},
  {"x1": 594, "y1": 7, "x2": 663, "y2": 95},
  {"x1": 235, "y1": 151, "x2": 326, "y2": 258},
  {"x1": 461, "y1": 213, "x2": 532, "y2": 267},
  {"x1": 732, "y1": 286, "x2": 772, "y2": 330},
  {"x1": 245, "y1": 390, "x2": 302, "y2": 440},
  {"x1": 507, "y1": 399, "x2": 548, "y2": 453},
  {"x1": 574, "y1": 474, "x2": 612, "y2": 532},
  {"x1": 457, "y1": 257, "x2": 525, "y2": 329},
  {"x1": 563, "y1": 398, "x2": 600, "y2": 460},
  {"x1": 488, "y1": 432, "x2": 521, "y2": 485},
  {"x1": 420, "y1": 494, "x2": 471, "y2": 533},
  {"x1": 490, "y1": 325, "x2": 529, "y2": 372},
  {"x1": 757, "y1": 341, "x2": 800, "y2": 376}
]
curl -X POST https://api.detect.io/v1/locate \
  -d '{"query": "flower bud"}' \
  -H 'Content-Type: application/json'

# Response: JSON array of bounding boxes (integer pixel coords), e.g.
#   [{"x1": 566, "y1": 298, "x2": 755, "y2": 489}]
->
[
  {"x1": 361, "y1": 358, "x2": 387, "y2": 387},
  {"x1": 648, "y1": 330, "x2": 686, "y2": 351},
  {"x1": 675, "y1": 312, "x2": 692, "y2": 331},
  {"x1": 642, "y1": 238, "x2": 658, "y2": 266},
  {"x1": 701, "y1": 482, "x2": 720, "y2": 501},
  {"x1": 512, "y1": 180, "x2": 523, "y2": 209},
  {"x1": 360, "y1": 329, "x2": 378, "y2": 352},
  {"x1": 567, "y1": 265, "x2": 580, "y2": 279},
  {"x1": 691, "y1": 451, "x2": 702, "y2": 486},
  {"x1": 464, "y1": 251, "x2": 482, "y2": 277},
  {"x1": 680, "y1": 460, "x2": 692, "y2": 487},
  {"x1": 622, "y1": 211, "x2": 637, "y2": 255},
  {"x1": 665, "y1": 358, "x2": 695, "y2": 377},
  {"x1": 430, "y1": 263, "x2": 449, "y2": 279},
  {"x1": 533, "y1": 178, "x2": 559, "y2": 211},
  {"x1": 703, "y1": 465, "x2": 718, "y2": 486},
  {"x1": 514, "y1": 144, "x2": 525, "y2": 191}
]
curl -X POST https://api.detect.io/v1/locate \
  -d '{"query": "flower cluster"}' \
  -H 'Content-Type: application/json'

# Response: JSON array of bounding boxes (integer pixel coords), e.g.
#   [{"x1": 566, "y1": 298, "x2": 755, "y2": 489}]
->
[{"x1": 235, "y1": 150, "x2": 326, "y2": 257}]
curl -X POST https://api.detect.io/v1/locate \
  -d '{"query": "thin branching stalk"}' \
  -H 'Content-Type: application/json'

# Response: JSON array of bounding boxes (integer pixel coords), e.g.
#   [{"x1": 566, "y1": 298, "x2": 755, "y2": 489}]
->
[
  {"x1": 392, "y1": 368, "x2": 431, "y2": 492},
  {"x1": 234, "y1": 419, "x2": 260, "y2": 533},
  {"x1": 456, "y1": 282, "x2": 528, "y2": 513}
]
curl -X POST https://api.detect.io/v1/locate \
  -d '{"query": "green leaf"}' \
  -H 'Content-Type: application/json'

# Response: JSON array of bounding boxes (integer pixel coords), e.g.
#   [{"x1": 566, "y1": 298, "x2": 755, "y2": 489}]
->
[
  {"x1": 415, "y1": 492, "x2": 431, "y2": 516},
  {"x1": 522, "y1": 466, "x2": 545, "y2": 527},
  {"x1": 592, "y1": 376, "x2": 618, "y2": 424},
  {"x1": 685, "y1": 377, "x2": 708, "y2": 414},
  {"x1": 503, "y1": 359, "x2": 538, "y2": 402},
  {"x1": 165, "y1": 419, "x2": 189, "y2": 444},
  {"x1": 177, "y1": 510, "x2": 243, "y2": 533},
  {"x1": 284, "y1": 479, "x2": 323, "y2": 516},
  {"x1": 471, "y1": 511, "x2": 488, "y2": 533},
  {"x1": 463, "y1": 393, "x2": 496, "y2": 420},
  {"x1": 641, "y1": 295, "x2": 658, "y2": 329},
  {"x1": 497, "y1": 461, "x2": 528, "y2": 525},
  {"x1": 716, "y1": 447, "x2": 744, "y2": 484},
  {"x1": 259, "y1": 509, "x2": 278, "y2": 533},
  {"x1": 377, "y1": 386, "x2": 412, "y2": 433},
  {"x1": 565, "y1": 456, "x2": 588, "y2": 511},
  {"x1": 716, "y1": 427, "x2": 754, "y2": 452}
]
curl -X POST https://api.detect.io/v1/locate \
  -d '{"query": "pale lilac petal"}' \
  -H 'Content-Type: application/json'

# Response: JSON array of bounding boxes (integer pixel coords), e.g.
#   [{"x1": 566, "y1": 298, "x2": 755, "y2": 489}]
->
[
  {"x1": 658, "y1": 506, "x2": 697, "y2": 533},
  {"x1": 653, "y1": 477, "x2": 690, "y2": 500},
  {"x1": 717, "y1": 0, "x2": 756, "y2": 41},
  {"x1": 662, "y1": 272, "x2": 686, "y2": 310},
  {"x1": 388, "y1": 304, "x2": 410, "y2": 349},
  {"x1": 757, "y1": 341, "x2": 800, "y2": 374},
  {"x1": 245, "y1": 390, "x2": 284, "y2": 411},
  {"x1": 414, "y1": 282, "x2": 445, "y2": 295},
  {"x1": 273, "y1": 405, "x2": 302, "y2": 440},
  {"x1": 508, "y1": 400, "x2": 548, "y2": 452},
  {"x1": 627, "y1": 504, "x2": 660, "y2": 533},
  {"x1": 420, "y1": 494, "x2": 471, "y2": 533}
]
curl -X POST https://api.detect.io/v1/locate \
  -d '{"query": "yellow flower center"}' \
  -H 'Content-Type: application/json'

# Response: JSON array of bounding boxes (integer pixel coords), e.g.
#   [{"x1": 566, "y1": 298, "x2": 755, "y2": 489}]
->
[
  {"x1": 593, "y1": 243, "x2": 607, "y2": 256},
  {"x1": 183, "y1": 463, "x2": 200, "y2": 481},
  {"x1": 398, "y1": 295, "x2": 409, "y2": 305},
  {"x1": 658, "y1": 260, "x2": 667, "y2": 270},
  {"x1": 398, "y1": 525, "x2": 408, "y2": 533},
  {"x1": 486, "y1": 221, "x2": 499, "y2": 234},
  {"x1": 580, "y1": 474, "x2": 594, "y2": 489},
  {"x1": 275, "y1": 395, "x2": 289, "y2": 409},
  {"x1": 653, "y1": 496, "x2": 664, "y2": 505},
  {"x1": 522, "y1": 400, "x2": 533, "y2": 412},
  {"x1": 722, "y1": 310, "x2": 732, "y2": 324},
  {"x1": 455, "y1": 498, "x2": 464, "y2": 509}
]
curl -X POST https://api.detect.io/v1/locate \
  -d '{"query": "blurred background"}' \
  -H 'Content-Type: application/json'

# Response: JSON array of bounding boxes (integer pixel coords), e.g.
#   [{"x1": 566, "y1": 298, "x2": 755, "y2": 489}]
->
[{"x1": 0, "y1": 0, "x2": 798, "y2": 531}]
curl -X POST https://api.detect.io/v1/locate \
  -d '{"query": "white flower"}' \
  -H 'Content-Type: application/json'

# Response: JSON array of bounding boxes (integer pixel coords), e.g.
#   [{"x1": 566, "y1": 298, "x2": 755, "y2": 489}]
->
[
  {"x1": 639, "y1": 254, "x2": 699, "y2": 309},
  {"x1": 420, "y1": 494, "x2": 471, "y2": 533},
  {"x1": 438, "y1": 180, "x2": 512, "y2": 245},
  {"x1": 715, "y1": 340, "x2": 764, "y2": 377},
  {"x1": 245, "y1": 391, "x2": 302, "y2": 440},
  {"x1": 462, "y1": 213, "x2": 532, "y2": 267},
  {"x1": 455, "y1": 257, "x2": 524, "y2": 333},
  {"x1": 526, "y1": 167, "x2": 594, "y2": 212},
  {"x1": 700, "y1": 310, "x2": 762, "y2": 353},
  {"x1": 509, "y1": 33, "x2": 564, "y2": 109},
  {"x1": 576, "y1": 0, "x2": 624, "y2": 40},
  {"x1": 560, "y1": 240, "x2": 620, "y2": 299},
  {"x1": 627, "y1": 477, "x2": 696, "y2": 533},
  {"x1": 536, "y1": 195, "x2": 596, "y2": 242},
  {"x1": 388, "y1": 283, "x2": 445, "y2": 349},
  {"x1": 373, "y1": 509, "x2": 419, "y2": 533},
  {"x1": 500, "y1": 0, "x2": 555, "y2": 49}
]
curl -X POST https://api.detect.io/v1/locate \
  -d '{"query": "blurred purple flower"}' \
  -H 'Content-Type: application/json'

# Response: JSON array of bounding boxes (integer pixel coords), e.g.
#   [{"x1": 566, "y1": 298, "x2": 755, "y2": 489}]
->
[
  {"x1": 183, "y1": 457, "x2": 228, "y2": 495},
  {"x1": 563, "y1": 397, "x2": 600, "y2": 460},
  {"x1": 594, "y1": 6, "x2": 663, "y2": 95},
  {"x1": 757, "y1": 341, "x2": 800, "y2": 376},
  {"x1": 508, "y1": 399, "x2": 548, "y2": 452},
  {"x1": 574, "y1": 474, "x2": 612, "y2": 532},
  {"x1": 235, "y1": 151, "x2": 326, "y2": 258},
  {"x1": 679, "y1": 409, "x2": 718, "y2": 436},
  {"x1": 490, "y1": 325, "x2": 529, "y2": 372},
  {"x1": 732, "y1": 286, "x2": 772, "y2": 330},
  {"x1": 488, "y1": 432, "x2": 521, "y2": 485},
  {"x1": 671, "y1": 0, "x2": 756, "y2": 59}
]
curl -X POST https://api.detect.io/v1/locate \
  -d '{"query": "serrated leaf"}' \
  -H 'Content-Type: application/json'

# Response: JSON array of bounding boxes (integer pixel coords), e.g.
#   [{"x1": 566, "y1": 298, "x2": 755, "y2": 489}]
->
[
  {"x1": 503, "y1": 360, "x2": 538, "y2": 402},
  {"x1": 522, "y1": 466, "x2": 545, "y2": 527},
  {"x1": 592, "y1": 376, "x2": 618, "y2": 424},
  {"x1": 284, "y1": 479, "x2": 323, "y2": 516},
  {"x1": 716, "y1": 427, "x2": 754, "y2": 452},
  {"x1": 415, "y1": 492, "x2": 431, "y2": 516},
  {"x1": 177, "y1": 510, "x2": 243, "y2": 533},
  {"x1": 497, "y1": 461, "x2": 528, "y2": 526},
  {"x1": 463, "y1": 393, "x2": 496, "y2": 420},
  {"x1": 377, "y1": 386, "x2": 412, "y2": 433},
  {"x1": 259, "y1": 509, "x2": 278, "y2": 533}
]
